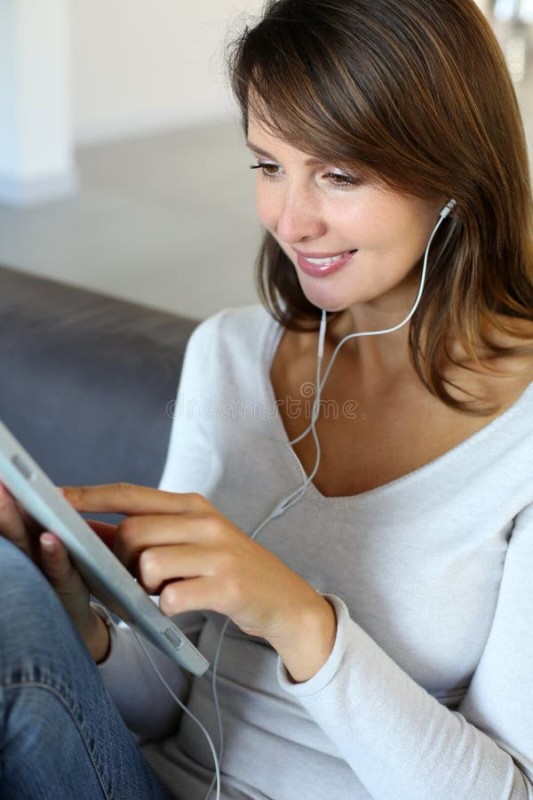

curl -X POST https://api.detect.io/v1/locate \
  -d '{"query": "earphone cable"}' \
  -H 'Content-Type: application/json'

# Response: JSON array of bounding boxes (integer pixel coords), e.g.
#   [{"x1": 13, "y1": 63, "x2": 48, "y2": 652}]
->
[{"x1": 131, "y1": 629, "x2": 222, "y2": 800}]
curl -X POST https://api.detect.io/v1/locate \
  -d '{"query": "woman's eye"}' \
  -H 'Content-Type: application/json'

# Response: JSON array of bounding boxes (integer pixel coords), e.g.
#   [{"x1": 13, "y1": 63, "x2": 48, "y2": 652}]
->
[
  {"x1": 326, "y1": 171, "x2": 361, "y2": 187},
  {"x1": 248, "y1": 162, "x2": 361, "y2": 186},
  {"x1": 249, "y1": 163, "x2": 281, "y2": 179}
]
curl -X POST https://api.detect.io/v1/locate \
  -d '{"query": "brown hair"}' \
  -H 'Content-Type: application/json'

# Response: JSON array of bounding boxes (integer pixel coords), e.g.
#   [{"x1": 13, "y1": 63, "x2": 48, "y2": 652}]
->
[{"x1": 228, "y1": 0, "x2": 533, "y2": 413}]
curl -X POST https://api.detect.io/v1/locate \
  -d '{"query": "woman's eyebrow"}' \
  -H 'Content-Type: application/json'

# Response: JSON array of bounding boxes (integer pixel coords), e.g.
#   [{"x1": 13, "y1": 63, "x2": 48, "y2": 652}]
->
[
  {"x1": 246, "y1": 141, "x2": 277, "y2": 159},
  {"x1": 246, "y1": 140, "x2": 322, "y2": 166}
]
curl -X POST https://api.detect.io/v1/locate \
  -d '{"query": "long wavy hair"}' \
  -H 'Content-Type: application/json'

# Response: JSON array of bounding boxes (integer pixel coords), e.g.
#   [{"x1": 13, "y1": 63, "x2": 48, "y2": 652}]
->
[{"x1": 228, "y1": 0, "x2": 533, "y2": 413}]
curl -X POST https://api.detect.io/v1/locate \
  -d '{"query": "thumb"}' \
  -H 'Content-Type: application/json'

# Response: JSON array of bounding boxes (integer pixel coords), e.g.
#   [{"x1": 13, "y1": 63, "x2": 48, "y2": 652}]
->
[
  {"x1": 39, "y1": 533, "x2": 98, "y2": 645},
  {"x1": 39, "y1": 532, "x2": 82, "y2": 593}
]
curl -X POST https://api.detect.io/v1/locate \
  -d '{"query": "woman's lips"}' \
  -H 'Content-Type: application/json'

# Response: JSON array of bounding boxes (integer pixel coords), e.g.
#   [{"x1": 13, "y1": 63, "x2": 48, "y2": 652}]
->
[{"x1": 295, "y1": 249, "x2": 357, "y2": 277}]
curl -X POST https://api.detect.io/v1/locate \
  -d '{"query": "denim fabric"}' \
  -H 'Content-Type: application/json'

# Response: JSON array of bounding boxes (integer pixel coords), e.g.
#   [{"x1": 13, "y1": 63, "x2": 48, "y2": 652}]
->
[{"x1": 0, "y1": 537, "x2": 171, "y2": 799}]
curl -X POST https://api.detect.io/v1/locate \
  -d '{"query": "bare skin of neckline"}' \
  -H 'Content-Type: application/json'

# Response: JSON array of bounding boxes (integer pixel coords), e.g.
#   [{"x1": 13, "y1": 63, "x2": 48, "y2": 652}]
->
[{"x1": 270, "y1": 314, "x2": 533, "y2": 498}]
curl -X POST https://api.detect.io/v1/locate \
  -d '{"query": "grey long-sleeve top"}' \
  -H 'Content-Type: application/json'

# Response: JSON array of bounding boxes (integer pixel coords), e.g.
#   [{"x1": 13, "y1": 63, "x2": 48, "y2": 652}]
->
[{"x1": 99, "y1": 305, "x2": 533, "y2": 799}]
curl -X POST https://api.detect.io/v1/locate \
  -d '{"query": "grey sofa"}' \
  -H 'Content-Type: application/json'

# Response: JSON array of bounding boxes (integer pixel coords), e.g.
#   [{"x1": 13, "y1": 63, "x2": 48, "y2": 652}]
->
[{"x1": 0, "y1": 264, "x2": 198, "y2": 508}]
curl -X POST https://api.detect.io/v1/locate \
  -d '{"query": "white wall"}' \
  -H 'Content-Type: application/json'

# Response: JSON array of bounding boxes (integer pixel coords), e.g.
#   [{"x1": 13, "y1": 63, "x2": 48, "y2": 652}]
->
[
  {"x1": 0, "y1": 0, "x2": 76, "y2": 205},
  {"x1": 70, "y1": 0, "x2": 264, "y2": 145}
]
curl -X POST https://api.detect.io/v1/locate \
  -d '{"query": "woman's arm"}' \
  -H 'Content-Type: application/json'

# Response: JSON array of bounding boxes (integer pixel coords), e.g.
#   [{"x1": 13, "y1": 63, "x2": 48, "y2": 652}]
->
[
  {"x1": 278, "y1": 504, "x2": 533, "y2": 799},
  {"x1": 93, "y1": 318, "x2": 222, "y2": 738},
  {"x1": 96, "y1": 609, "x2": 204, "y2": 740}
]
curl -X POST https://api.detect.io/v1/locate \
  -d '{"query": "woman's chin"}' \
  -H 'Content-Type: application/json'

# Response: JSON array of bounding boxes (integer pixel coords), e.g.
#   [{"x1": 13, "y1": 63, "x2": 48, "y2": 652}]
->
[{"x1": 299, "y1": 284, "x2": 350, "y2": 315}]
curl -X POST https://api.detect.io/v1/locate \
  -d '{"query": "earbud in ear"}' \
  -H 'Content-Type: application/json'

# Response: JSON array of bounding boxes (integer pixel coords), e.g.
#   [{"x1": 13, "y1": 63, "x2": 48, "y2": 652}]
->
[{"x1": 440, "y1": 199, "x2": 457, "y2": 218}]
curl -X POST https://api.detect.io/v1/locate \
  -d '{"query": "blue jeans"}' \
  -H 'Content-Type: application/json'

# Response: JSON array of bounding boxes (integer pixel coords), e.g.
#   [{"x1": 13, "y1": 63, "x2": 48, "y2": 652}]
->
[{"x1": 0, "y1": 537, "x2": 171, "y2": 799}]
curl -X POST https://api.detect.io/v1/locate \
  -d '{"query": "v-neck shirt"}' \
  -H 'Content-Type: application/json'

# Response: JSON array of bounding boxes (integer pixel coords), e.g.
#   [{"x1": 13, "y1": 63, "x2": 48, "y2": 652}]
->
[{"x1": 100, "y1": 304, "x2": 533, "y2": 799}]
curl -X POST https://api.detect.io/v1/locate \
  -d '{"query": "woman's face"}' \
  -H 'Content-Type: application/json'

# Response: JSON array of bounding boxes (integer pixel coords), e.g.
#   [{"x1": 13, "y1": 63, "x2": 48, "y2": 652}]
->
[{"x1": 247, "y1": 115, "x2": 444, "y2": 317}]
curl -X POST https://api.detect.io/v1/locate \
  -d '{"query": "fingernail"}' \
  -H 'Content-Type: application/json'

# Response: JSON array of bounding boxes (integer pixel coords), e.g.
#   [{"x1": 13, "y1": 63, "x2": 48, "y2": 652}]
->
[{"x1": 40, "y1": 533, "x2": 56, "y2": 553}]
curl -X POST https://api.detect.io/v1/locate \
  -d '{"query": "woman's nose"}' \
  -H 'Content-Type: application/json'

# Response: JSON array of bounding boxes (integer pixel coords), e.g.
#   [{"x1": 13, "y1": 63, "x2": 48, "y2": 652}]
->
[{"x1": 275, "y1": 186, "x2": 327, "y2": 244}]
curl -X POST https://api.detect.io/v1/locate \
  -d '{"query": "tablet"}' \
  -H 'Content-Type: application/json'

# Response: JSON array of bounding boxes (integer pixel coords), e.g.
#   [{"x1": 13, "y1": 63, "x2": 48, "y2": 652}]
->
[{"x1": 0, "y1": 419, "x2": 209, "y2": 676}]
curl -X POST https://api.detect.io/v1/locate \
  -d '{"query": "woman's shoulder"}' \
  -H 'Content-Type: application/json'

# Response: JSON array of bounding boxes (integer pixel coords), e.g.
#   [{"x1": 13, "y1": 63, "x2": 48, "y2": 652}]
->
[{"x1": 184, "y1": 305, "x2": 281, "y2": 386}]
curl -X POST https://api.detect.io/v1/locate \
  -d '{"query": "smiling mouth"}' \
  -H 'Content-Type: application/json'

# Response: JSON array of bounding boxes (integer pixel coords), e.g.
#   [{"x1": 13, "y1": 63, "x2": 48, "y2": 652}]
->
[
  {"x1": 295, "y1": 249, "x2": 358, "y2": 276},
  {"x1": 303, "y1": 250, "x2": 357, "y2": 267}
]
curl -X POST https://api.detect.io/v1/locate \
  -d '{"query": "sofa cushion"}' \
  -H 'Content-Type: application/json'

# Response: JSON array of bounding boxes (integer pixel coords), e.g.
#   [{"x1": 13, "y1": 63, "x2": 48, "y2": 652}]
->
[{"x1": 0, "y1": 265, "x2": 197, "y2": 495}]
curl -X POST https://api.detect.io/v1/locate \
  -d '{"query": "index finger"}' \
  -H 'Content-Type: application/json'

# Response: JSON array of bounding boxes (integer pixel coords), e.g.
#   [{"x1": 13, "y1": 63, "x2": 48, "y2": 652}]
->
[{"x1": 62, "y1": 484, "x2": 208, "y2": 517}]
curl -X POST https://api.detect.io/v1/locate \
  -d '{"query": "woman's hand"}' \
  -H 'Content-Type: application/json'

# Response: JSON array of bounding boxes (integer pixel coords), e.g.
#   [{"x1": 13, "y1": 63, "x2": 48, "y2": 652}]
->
[
  {"x1": 64, "y1": 483, "x2": 337, "y2": 682},
  {"x1": 0, "y1": 481, "x2": 110, "y2": 662}
]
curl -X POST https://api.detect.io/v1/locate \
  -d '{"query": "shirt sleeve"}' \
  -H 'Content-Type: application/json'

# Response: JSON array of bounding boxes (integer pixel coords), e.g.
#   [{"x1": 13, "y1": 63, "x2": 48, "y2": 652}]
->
[
  {"x1": 278, "y1": 503, "x2": 533, "y2": 799},
  {"x1": 158, "y1": 311, "x2": 226, "y2": 496},
  {"x1": 97, "y1": 611, "x2": 204, "y2": 741},
  {"x1": 98, "y1": 316, "x2": 223, "y2": 738}
]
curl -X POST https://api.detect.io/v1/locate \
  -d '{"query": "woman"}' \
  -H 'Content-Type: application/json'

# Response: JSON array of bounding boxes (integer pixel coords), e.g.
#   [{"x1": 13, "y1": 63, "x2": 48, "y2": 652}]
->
[{"x1": 1, "y1": 0, "x2": 532, "y2": 798}]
